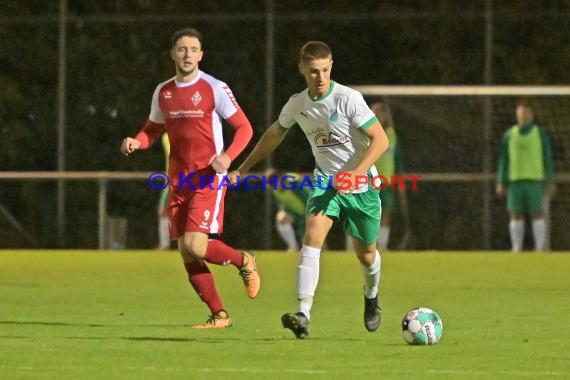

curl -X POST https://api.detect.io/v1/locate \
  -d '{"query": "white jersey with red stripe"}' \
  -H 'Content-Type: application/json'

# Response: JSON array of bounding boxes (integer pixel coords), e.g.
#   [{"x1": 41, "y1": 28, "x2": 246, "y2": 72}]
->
[{"x1": 148, "y1": 71, "x2": 240, "y2": 190}]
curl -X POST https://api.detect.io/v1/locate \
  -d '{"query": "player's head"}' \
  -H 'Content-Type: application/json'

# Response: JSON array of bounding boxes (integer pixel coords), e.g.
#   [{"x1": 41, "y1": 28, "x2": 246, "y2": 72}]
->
[
  {"x1": 370, "y1": 99, "x2": 393, "y2": 127},
  {"x1": 298, "y1": 41, "x2": 333, "y2": 98},
  {"x1": 515, "y1": 101, "x2": 534, "y2": 125},
  {"x1": 170, "y1": 28, "x2": 204, "y2": 78}
]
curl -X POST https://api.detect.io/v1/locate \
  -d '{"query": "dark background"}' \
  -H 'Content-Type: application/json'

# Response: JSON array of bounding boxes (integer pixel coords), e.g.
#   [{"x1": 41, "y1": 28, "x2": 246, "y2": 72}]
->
[{"x1": 0, "y1": 0, "x2": 568, "y2": 250}]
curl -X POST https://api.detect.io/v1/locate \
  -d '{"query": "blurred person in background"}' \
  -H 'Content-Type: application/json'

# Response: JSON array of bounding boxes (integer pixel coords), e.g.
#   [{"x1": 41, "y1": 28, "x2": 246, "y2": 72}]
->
[
  {"x1": 156, "y1": 133, "x2": 170, "y2": 251},
  {"x1": 371, "y1": 99, "x2": 406, "y2": 250},
  {"x1": 266, "y1": 169, "x2": 310, "y2": 252},
  {"x1": 496, "y1": 102, "x2": 556, "y2": 252}
]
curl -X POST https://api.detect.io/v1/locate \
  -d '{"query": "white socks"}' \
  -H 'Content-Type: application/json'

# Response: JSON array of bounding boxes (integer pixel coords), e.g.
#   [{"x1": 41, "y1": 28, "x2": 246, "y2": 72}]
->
[
  {"x1": 509, "y1": 219, "x2": 547, "y2": 252},
  {"x1": 158, "y1": 216, "x2": 170, "y2": 250},
  {"x1": 532, "y1": 219, "x2": 546, "y2": 252},
  {"x1": 378, "y1": 227, "x2": 390, "y2": 250},
  {"x1": 277, "y1": 222, "x2": 299, "y2": 251},
  {"x1": 509, "y1": 220, "x2": 524, "y2": 252},
  {"x1": 297, "y1": 245, "x2": 321, "y2": 320},
  {"x1": 361, "y1": 251, "x2": 381, "y2": 299}
]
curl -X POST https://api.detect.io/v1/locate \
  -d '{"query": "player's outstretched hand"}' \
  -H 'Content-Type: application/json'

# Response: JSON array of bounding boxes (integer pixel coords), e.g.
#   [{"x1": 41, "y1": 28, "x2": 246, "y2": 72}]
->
[
  {"x1": 121, "y1": 137, "x2": 141, "y2": 156},
  {"x1": 209, "y1": 153, "x2": 232, "y2": 174},
  {"x1": 228, "y1": 170, "x2": 241, "y2": 185}
]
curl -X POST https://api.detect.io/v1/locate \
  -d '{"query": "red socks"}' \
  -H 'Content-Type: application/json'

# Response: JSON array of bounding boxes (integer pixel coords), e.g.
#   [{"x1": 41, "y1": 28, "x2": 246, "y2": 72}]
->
[
  {"x1": 183, "y1": 240, "x2": 243, "y2": 314},
  {"x1": 203, "y1": 239, "x2": 244, "y2": 268},
  {"x1": 183, "y1": 261, "x2": 224, "y2": 314}
]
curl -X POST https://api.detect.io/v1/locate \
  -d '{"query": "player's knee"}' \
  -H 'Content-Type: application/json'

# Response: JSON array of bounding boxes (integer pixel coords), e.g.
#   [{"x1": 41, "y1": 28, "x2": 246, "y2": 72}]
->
[
  {"x1": 358, "y1": 252, "x2": 376, "y2": 266},
  {"x1": 181, "y1": 237, "x2": 205, "y2": 259},
  {"x1": 354, "y1": 242, "x2": 377, "y2": 266},
  {"x1": 303, "y1": 233, "x2": 325, "y2": 248}
]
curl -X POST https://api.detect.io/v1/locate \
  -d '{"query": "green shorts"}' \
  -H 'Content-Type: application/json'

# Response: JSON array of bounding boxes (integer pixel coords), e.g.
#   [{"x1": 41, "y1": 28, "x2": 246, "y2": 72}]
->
[
  {"x1": 307, "y1": 186, "x2": 381, "y2": 245},
  {"x1": 379, "y1": 187, "x2": 395, "y2": 213},
  {"x1": 507, "y1": 180, "x2": 545, "y2": 214}
]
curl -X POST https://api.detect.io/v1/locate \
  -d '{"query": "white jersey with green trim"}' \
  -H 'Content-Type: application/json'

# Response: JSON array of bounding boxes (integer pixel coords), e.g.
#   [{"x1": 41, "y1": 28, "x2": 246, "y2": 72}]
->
[{"x1": 278, "y1": 81, "x2": 378, "y2": 191}]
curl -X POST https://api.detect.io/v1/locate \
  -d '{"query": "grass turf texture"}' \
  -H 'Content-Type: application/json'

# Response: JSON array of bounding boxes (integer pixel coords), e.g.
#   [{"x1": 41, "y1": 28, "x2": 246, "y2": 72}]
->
[{"x1": 1, "y1": 251, "x2": 569, "y2": 379}]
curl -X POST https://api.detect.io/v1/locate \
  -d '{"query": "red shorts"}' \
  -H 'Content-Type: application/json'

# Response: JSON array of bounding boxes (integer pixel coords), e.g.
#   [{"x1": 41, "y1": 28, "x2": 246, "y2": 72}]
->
[{"x1": 168, "y1": 170, "x2": 227, "y2": 239}]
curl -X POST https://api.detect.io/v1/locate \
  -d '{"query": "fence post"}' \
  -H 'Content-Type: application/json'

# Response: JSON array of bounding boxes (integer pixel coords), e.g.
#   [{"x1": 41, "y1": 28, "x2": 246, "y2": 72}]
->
[{"x1": 98, "y1": 178, "x2": 108, "y2": 249}]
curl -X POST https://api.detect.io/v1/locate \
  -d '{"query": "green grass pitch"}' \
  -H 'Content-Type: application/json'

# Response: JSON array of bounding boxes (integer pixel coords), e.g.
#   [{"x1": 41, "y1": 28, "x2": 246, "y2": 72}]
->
[{"x1": 1, "y1": 250, "x2": 569, "y2": 379}]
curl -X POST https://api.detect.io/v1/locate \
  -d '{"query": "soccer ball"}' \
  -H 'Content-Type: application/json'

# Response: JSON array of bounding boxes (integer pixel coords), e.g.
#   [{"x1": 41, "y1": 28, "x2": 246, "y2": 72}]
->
[{"x1": 402, "y1": 307, "x2": 443, "y2": 345}]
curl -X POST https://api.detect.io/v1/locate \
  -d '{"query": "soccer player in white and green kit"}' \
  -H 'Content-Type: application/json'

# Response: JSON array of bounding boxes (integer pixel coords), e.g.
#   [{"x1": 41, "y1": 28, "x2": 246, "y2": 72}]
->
[
  {"x1": 229, "y1": 41, "x2": 389, "y2": 338},
  {"x1": 496, "y1": 102, "x2": 556, "y2": 252}
]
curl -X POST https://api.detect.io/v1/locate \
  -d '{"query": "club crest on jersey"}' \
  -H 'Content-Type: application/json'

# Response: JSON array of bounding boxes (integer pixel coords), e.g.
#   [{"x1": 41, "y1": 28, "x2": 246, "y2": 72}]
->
[
  {"x1": 329, "y1": 110, "x2": 339, "y2": 123},
  {"x1": 191, "y1": 91, "x2": 202, "y2": 106},
  {"x1": 314, "y1": 132, "x2": 350, "y2": 147}
]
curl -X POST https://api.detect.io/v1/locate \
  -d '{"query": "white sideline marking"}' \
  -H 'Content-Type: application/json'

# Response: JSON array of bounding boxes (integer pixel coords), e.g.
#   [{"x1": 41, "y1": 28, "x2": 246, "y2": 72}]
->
[
  {"x1": 196, "y1": 368, "x2": 569, "y2": 376},
  {"x1": 1, "y1": 365, "x2": 567, "y2": 377},
  {"x1": 200, "y1": 368, "x2": 327, "y2": 374}
]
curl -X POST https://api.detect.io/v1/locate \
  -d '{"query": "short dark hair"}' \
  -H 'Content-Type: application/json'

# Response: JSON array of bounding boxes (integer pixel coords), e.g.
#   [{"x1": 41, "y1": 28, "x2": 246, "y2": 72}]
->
[
  {"x1": 299, "y1": 41, "x2": 332, "y2": 64},
  {"x1": 170, "y1": 28, "x2": 203, "y2": 49}
]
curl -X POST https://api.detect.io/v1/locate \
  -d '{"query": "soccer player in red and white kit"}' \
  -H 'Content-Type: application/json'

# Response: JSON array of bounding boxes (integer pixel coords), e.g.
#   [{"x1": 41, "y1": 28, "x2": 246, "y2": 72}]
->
[{"x1": 121, "y1": 28, "x2": 260, "y2": 329}]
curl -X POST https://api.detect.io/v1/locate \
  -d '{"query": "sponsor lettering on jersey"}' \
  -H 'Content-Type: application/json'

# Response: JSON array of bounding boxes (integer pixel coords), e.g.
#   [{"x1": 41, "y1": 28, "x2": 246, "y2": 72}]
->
[
  {"x1": 307, "y1": 127, "x2": 325, "y2": 137},
  {"x1": 314, "y1": 132, "x2": 350, "y2": 147},
  {"x1": 169, "y1": 109, "x2": 205, "y2": 119}
]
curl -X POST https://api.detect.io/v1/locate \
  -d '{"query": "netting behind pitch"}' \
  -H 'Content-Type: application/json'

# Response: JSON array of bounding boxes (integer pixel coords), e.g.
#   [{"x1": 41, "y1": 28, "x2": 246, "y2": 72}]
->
[{"x1": 358, "y1": 90, "x2": 569, "y2": 250}]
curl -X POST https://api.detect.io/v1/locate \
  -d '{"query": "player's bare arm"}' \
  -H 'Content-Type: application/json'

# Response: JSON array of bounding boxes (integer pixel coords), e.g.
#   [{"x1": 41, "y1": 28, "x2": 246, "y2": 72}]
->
[
  {"x1": 228, "y1": 122, "x2": 288, "y2": 183},
  {"x1": 354, "y1": 121, "x2": 389, "y2": 175},
  {"x1": 337, "y1": 121, "x2": 388, "y2": 193}
]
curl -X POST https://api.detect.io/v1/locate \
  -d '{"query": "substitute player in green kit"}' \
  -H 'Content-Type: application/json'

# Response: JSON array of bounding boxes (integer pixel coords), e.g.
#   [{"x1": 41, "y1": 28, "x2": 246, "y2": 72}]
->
[
  {"x1": 496, "y1": 102, "x2": 556, "y2": 252},
  {"x1": 229, "y1": 41, "x2": 389, "y2": 339}
]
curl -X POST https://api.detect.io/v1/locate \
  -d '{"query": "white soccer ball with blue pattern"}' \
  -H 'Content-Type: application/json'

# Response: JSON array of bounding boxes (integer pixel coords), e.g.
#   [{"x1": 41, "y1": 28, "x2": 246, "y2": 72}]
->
[{"x1": 402, "y1": 307, "x2": 443, "y2": 345}]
